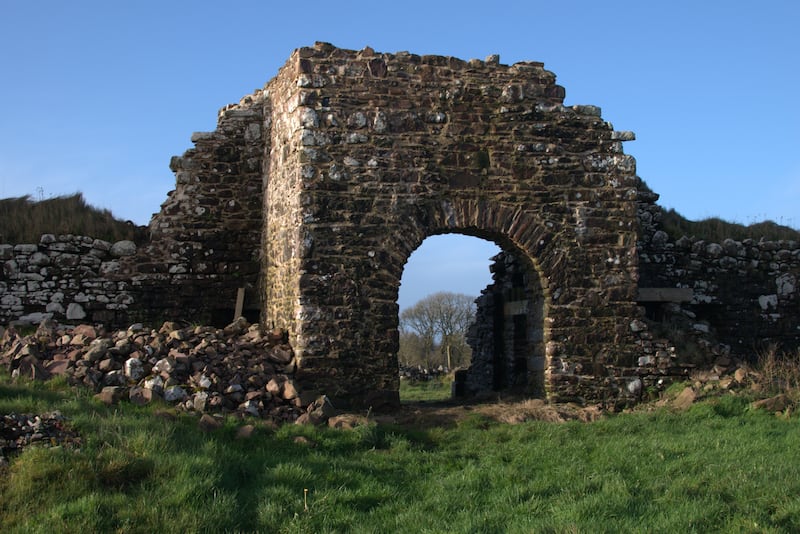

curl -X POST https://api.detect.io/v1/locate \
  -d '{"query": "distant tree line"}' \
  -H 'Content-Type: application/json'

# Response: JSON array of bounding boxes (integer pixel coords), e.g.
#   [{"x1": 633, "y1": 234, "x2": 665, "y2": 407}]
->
[
  {"x1": 0, "y1": 193, "x2": 144, "y2": 244},
  {"x1": 399, "y1": 291, "x2": 476, "y2": 370}
]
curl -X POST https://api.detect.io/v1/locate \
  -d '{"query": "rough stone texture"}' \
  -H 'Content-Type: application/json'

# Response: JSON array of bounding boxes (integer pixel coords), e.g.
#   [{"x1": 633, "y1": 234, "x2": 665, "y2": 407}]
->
[
  {"x1": 465, "y1": 251, "x2": 546, "y2": 397},
  {"x1": 637, "y1": 188, "x2": 800, "y2": 358},
  {"x1": 0, "y1": 234, "x2": 135, "y2": 325},
  {"x1": 119, "y1": 90, "x2": 270, "y2": 326},
  {"x1": 1, "y1": 411, "x2": 81, "y2": 465},
  {"x1": 0, "y1": 319, "x2": 308, "y2": 423},
  {"x1": 254, "y1": 43, "x2": 643, "y2": 407},
  {"x1": 463, "y1": 250, "x2": 692, "y2": 407},
  {"x1": 1, "y1": 42, "x2": 798, "y2": 410}
]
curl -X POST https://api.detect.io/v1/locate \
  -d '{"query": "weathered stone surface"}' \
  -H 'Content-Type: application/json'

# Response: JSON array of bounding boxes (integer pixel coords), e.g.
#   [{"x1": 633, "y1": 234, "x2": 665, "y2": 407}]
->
[
  {"x1": 303, "y1": 395, "x2": 338, "y2": 425},
  {"x1": 164, "y1": 385, "x2": 188, "y2": 403},
  {"x1": 673, "y1": 387, "x2": 697, "y2": 411},
  {"x1": 327, "y1": 413, "x2": 370, "y2": 429},
  {"x1": 734, "y1": 368, "x2": 748, "y2": 383},
  {"x1": 11, "y1": 355, "x2": 50, "y2": 381},
  {"x1": 128, "y1": 386, "x2": 157, "y2": 406},
  {"x1": 198, "y1": 413, "x2": 222, "y2": 432},
  {"x1": 110, "y1": 240, "x2": 137, "y2": 257},
  {"x1": 751, "y1": 394, "x2": 792, "y2": 413},
  {"x1": 95, "y1": 386, "x2": 125, "y2": 405},
  {"x1": 44, "y1": 359, "x2": 70, "y2": 375},
  {"x1": 124, "y1": 357, "x2": 144, "y2": 381},
  {"x1": 1, "y1": 42, "x2": 797, "y2": 410}
]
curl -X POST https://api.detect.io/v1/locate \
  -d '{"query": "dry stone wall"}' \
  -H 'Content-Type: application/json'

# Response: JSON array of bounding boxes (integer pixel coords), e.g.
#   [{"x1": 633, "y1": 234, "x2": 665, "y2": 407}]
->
[
  {"x1": 0, "y1": 234, "x2": 136, "y2": 325},
  {"x1": 637, "y1": 190, "x2": 800, "y2": 357}
]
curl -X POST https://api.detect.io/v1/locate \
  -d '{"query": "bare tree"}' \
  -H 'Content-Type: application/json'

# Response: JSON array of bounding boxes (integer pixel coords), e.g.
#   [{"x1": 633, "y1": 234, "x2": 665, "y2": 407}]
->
[
  {"x1": 400, "y1": 292, "x2": 476, "y2": 369},
  {"x1": 397, "y1": 330, "x2": 428, "y2": 367},
  {"x1": 400, "y1": 299, "x2": 438, "y2": 368}
]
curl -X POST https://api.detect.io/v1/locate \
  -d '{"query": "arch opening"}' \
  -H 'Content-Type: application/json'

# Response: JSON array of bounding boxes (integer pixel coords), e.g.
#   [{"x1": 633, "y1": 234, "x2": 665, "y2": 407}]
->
[{"x1": 395, "y1": 231, "x2": 548, "y2": 402}]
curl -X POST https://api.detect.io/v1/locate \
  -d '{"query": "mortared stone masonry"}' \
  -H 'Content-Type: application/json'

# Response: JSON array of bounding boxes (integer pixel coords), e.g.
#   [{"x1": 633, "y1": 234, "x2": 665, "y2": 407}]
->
[{"x1": 2, "y1": 43, "x2": 797, "y2": 409}]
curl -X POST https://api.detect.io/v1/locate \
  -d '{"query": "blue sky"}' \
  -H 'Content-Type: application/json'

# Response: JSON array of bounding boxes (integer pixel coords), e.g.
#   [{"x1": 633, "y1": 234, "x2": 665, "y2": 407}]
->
[{"x1": 2, "y1": 1, "x2": 798, "y2": 309}]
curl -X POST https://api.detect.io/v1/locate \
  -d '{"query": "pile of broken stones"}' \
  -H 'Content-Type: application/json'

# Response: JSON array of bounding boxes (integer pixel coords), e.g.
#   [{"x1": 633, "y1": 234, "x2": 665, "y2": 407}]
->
[{"x1": 0, "y1": 317, "x2": 343, "y2": 463}]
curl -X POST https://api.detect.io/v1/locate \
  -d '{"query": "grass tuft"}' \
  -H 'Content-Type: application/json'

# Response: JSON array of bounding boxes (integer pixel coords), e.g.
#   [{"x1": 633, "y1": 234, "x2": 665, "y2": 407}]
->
[
  {"x1": 755, "y1": 347, "x2": 800, "y2": 400},
  {"x1": 659, "y1": 207, "x2": 800, "y2": 243}
]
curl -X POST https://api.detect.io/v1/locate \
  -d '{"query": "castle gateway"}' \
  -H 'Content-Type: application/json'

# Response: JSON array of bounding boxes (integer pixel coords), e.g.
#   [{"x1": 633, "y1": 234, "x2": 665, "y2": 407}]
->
[{"x1": 130, "y1": 43, "x2": 647, "y2": 407}]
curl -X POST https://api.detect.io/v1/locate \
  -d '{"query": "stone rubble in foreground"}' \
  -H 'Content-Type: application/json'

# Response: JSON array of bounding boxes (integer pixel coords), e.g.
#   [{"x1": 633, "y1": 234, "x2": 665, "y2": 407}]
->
[
  {"x1": 0, "y1": 318, "x2": 343, "y2": 429},
  {"x1": 1, "y1": 317, "x2": 793, "y2": 464}
]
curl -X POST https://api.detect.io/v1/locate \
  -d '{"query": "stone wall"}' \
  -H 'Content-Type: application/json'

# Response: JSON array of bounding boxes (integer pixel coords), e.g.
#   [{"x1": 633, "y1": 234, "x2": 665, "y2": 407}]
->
[
  {"x1": 463, "y1": 247, "x2": 693, "y2": 407},
  {"x1": 464, "y1": 251, "x2": 546, "y2": 397},
  {"x1": 0, "y1": 234, "x2": 136, "y2": 326},
  {"x1": 265, "y1": 43, "x2": 643, "y2": 407},
  {"x1": 637, "y1": 189, "x2": 800, "y2": 358},
  {"x1": 118, "y1": 92, "x2": 271, "y2": 326},
  {"x1": 3, "y1": 42, "x2": 797, "y2": 409}
]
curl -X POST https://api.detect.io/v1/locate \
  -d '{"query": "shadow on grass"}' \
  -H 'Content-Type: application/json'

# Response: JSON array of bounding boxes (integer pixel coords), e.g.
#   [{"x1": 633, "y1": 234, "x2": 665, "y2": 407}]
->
[{"x1": 0, "y1": 378, "x2": 70, "y2": 412}]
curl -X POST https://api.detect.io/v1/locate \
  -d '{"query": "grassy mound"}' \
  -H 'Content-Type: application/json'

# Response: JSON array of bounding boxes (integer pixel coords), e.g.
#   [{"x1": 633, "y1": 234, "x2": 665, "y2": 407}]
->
[
  {"x1": 659, "y1": 207, "x2": 800, "y2": 243},
  {"x1": 0, "y1": 193, "x2": 141, "y2": 244}
]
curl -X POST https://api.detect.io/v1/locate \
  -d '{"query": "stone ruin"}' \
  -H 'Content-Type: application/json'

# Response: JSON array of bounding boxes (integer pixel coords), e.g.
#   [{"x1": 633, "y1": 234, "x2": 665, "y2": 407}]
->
[{"x1": 1, "y1": 42, "x2": 798, "y2": 409}]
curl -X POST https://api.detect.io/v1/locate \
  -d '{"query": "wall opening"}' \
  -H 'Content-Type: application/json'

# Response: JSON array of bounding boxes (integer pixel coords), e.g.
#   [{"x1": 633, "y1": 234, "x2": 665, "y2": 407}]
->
[
  {"x1": 397, "y1": 234, "x2": 500, "y2": 402},
  {"x1": 396, "y1": 232, "x2": 547, "y2": 402}
]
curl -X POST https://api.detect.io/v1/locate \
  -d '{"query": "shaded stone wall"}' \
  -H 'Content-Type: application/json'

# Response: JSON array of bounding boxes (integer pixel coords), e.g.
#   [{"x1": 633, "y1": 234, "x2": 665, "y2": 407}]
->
[
  {"x1": 118, "y1": 93, "x2": 271, "y2": 326},
  {"x1": 638, "y1": 189, "x2": 799, "y2": 357},
  {"x1": 465, "y1": 247, "x2": 695, "y2": 407},
  {"x1": 0, "y1": 235, "x2": 136, "y2": 325},
  {"x1": 464, "y1": 251, "x2": 546, "y2": 397}
]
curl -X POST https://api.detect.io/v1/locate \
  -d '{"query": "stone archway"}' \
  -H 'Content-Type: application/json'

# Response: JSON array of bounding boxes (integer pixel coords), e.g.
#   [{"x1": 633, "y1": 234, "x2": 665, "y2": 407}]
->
[
  {"x1": 386, "y1": 201, "x2": 555, "y2": 394},
  {"x1": 136, "y1": 43, "x2": 645, "y2": 409},
  {"x1": 257, "y1": 43, "x2": 644, "y2": 408}
]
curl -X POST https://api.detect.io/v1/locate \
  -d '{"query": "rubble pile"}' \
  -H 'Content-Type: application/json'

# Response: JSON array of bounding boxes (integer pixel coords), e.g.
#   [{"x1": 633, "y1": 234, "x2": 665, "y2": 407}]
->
[
  {"x1": 0, "y1": 410, "x2": 82, "y2": 466},
  {"x1": 0, "y1": 318, "x2": 332, "y2": 425}
]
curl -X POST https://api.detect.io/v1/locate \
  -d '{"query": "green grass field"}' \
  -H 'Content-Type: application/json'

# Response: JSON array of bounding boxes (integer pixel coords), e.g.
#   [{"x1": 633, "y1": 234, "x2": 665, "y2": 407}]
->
[
  {"x1": 399, "y1": 377, "x2": 452, "y2": 402},
  {"x1": 2, "y1": 374, "x2": 800, "y2": 533}
]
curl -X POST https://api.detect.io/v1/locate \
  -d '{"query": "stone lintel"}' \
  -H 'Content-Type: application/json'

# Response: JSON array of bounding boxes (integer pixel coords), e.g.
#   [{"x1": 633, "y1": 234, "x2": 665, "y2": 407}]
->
[{"x1": 637, "y1": 287, "x2": 693, "y2": 303}]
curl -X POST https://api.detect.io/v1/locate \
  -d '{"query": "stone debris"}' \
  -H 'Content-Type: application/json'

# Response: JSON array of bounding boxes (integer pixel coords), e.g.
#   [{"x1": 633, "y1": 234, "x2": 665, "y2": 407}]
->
[
  {"x1": 2, "y1": 314, "x2": 795, "y2": 463},
  {"x1": 0, "y1": 410, "x2": 82, "y2": 466},
  {"x1": 672, "y1": 387, "x2": 697, "y2": 411},
  {"x1": 0, "y1": 318, "x2": 344, "y2": 428},
  {"x1": 750, "y1": 394, "x2": 792, "y2": 413},
  {"x1": 198, "y1": 413, "x2": 223, "y2": 432}
]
